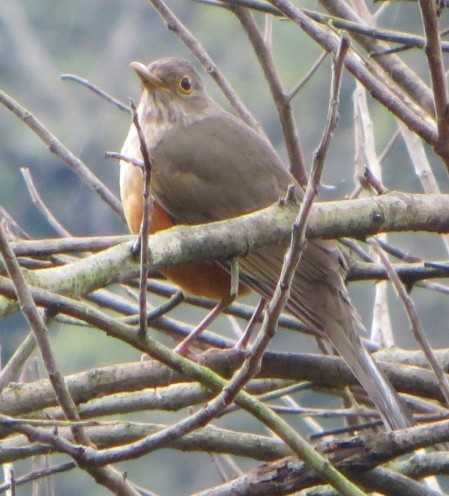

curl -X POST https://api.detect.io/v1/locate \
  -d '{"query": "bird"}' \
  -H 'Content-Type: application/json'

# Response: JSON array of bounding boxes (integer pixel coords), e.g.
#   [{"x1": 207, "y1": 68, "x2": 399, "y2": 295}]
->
[{"x1": 119, "y1": 56, "x2": 412, "y2": 430}]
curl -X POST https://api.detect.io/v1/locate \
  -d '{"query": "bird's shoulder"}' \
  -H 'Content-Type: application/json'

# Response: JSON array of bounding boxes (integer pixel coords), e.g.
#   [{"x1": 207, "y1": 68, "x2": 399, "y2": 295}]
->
[
  {"x1": 150, "y1": 113, "x2": 302, "y2": 223},
  {"x1": 152, "y1": 113, "x2": 295, "y2": 188}
]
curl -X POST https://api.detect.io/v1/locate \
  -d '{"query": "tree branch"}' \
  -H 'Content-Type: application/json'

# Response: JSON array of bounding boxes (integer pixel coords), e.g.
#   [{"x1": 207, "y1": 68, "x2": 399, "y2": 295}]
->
[
  {"x1": 267, "y1": 0, "x2": 437, "y2": 146},
  {"x1": 0, "y1": 350, "x2": 445, "y2": 424},
  {"x1": 0, "y1": 88, "x2": 125, "y2": 222},
  {"x1": 1, "y1": 192, "x2": 448, "y2": 319},
  {"x1": 418, "y1": 0, "x2": 449, "y2": 165}
]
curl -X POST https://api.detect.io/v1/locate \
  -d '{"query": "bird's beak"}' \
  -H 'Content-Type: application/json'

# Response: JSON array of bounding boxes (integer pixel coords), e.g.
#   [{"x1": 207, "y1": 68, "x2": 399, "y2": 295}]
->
[{"x1": 130, "y1": 61, "x2": 165, "y2": 89}]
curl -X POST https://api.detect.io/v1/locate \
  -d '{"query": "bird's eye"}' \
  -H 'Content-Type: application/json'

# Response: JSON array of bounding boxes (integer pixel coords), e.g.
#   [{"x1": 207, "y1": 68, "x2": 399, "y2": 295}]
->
[{"x1": 179, "y1": 76, "x2": 193, "y2": 94}]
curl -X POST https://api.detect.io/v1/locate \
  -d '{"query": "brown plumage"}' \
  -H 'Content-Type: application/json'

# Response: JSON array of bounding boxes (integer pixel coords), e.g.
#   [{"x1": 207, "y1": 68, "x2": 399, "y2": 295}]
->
[{"x1": 120, "y1": 57, "x2": 412, "y2": 430}]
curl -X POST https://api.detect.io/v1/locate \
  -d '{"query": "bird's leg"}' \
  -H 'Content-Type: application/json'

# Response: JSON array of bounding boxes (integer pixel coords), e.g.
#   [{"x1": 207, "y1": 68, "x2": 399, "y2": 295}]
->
[
  {"x1": 174, "y1": 294, "x2": 234, "y2": 355},
  {"x1": 174, "y1": 259, "x2": 241, "y2": 356},
  {"x1": 229, "y1": 260, "x2": 266, "y2": 350},
  {"x1": 229, "y1": 258, "x2": 240, "y2": 300},
  {"x1": 235, "y1": 298, "x2": 267, "y2": 350}
]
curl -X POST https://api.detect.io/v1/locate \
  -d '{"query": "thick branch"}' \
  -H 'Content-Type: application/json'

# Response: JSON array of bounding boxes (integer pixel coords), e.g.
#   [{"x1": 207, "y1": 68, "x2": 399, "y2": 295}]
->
[
  {"x1": 0, "y1": 422, "x2": 289, "y2": 465},
  {"x1": 195, "y1": 417, "x2": 449, "y2": 495},
  {"x1": 1, "y1": 193, "x2": 449, "y2": 318},
  {"x1": 0, "y1": 351, "x2": 445, "y2": 423}
]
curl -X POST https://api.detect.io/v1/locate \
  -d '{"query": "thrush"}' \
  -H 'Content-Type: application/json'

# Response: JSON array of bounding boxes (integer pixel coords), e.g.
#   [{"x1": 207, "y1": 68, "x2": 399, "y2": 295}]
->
[{"x1": 120, "y1": 56, "x2": 412, "y2": 430}]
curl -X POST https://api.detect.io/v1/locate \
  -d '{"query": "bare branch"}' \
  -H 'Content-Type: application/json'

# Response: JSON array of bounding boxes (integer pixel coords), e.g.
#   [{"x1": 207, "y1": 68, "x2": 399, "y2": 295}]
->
[
  {"x1": 128, "y1": 98, "x2": 152, "y2": 335},
  {"x1": 319, "y1": 0, "x2": 435, "y2": 115},
  {"x1": 397, "y1": 121, "x2": 449, "y2": 254},
  {"x1": 0, "y1": 88, "x2": 125, "y2": 223},
  {"x1": 370, "y1": 240, "x2": 449, "y2": 407},
  {"x1": 20, "y1": 168, "x2": 71, "y2": 238},
  {"x1": 60, "y1": 74, "x2": 129, "y2": 112},
  {"x1": 0, "y1": 332, "x2": 36, "y2": 389},
  {"x1": 0, "y1": 224, "x2": 142, "y2": 496},
  {"x1": 0, "y1": 224, "x2": 86, "y2": 441},
  {"x1": 287, "y1": 50, "x2": 328, "y2": 101},
  {"x1": 418, "y1": 0, "x2": 449, "y2": 164},
  {"x1": 233, "y1": 6, "x2": 307, "y2": 184},
  {"x1": 195, "y1": 418, "x2": 449, "y2": 495},
  {"x1": 267, "y1": 0, "x2": 438, "y2": 146},
  {"x1": 0, "y1": 206, "x2": 30, "y2": 240},
  {"x1": 2, "y1": 192, "x2": 449, "y2": 322}
]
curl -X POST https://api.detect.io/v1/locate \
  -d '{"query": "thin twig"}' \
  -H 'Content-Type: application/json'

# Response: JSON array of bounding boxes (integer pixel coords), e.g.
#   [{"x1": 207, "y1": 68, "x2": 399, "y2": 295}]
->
[
  {"x1": 418, "y1": 0, "x2": 449, "y2": 166},
  {"x1": 0, "y1": 88, "x2": 125, "y2": 223},
  {"x1": 129, "y1": 98, "x2": 152, "y2": 336},
  {"x1": 417, "y1": 280, "x2": 449, "y2": 296},
  {"x1": 60, "y1": 74, "x2": 129, "y2": 112},
  {"x1": 146, "y1": 290, "x2": 184, "y2": 321},
  {"x1": 0, "y1": 332, "x2": 36, "y2": 390},
  {"x1": 319, "y1": 0, "x2": 435, "y2": 116},
  {"x1": 0, "y1": 412, "x2": 141, "y2": 496},
  {"x1": 370, "y1": 240, "x2": 449, "y2": 407},
  {"x1": 20, "y1": 168, "x2": 71, "y2": 238},
  {"x1": 375, "y1": 239, "x2": 422, "y2": 263},
  {"x1": 267, "y1": 0, "x2": 438, "y2": 146},
  {"x1": 105, "y1": 152, "x2": 144, "y2": 169},
  {"x1": 143, "y1": 280, "x2": 309, "y2": 333},
  {"x1": 10, "y1": 235, "x2": 130, "y2": 257},
  {"x1": 370, "y1": 44, "x2": 416, "y2": 57},
  {"x1": 311, "y1": 36, "x2": 349, "y2": 194},
  {"x1": 0, "y1": 462, "x2": 75, "y2": 495},
  {"x1": 263, "y1": 13, "x2": 273, "y2": 48},
  {"x1": 397, "y1": 120, "x2": 449, "y2": 255},
  {"x1": 378, "y1": 128, "x2": 400, "y2": 163},
  {"x1": 207, "y1": 0, "x2": 440, "y2": 118},
  {"x1": 0, "y1": 223, "x2": 145, "y2": 496},
  {"x1": 0, "y1": 223, "x2": 87, "y2": 442},
  {"x1": 233, "y1": 5, "x2": 307, "y2": 184},
  {"x1": 272, "y1": 404, "x2": 379, "y2": 419},
  {"x1": 347, "y1": 261, "x2": 449, "y2": 283},
  {"x1": 278, "y1": 390, "x2": 325, "y2": 435},
  {"x1": 0, "y1": 206, "x2": 30, "y2": 240},
  {"x1": 287, "y1": 50, "x2": 328, "y2": 101},
  {"x1": 352, "y1": 82, "x2": 393, "y2": 346},
  {"x1": 202, "y1": 0, "x2": 449, "y2": 54},
  {"x1": 3, "y1": 465, "x2": 14, "y2": 496}
]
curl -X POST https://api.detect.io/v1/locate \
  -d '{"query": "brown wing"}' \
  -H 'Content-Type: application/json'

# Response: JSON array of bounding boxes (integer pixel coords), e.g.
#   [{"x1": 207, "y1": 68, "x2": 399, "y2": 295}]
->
[
  {"x1": 150, "y1": 112, "x2": 411, "y2": 429},
  {"x1": 150, "y1": 113, "x2": 301, "y2": 224}
]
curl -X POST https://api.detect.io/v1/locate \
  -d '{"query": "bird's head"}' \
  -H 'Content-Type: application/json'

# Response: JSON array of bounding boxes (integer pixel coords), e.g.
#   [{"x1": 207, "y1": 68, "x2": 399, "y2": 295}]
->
[{"x1": 131, "y1": 57, "x2": 217, "y2": 123}]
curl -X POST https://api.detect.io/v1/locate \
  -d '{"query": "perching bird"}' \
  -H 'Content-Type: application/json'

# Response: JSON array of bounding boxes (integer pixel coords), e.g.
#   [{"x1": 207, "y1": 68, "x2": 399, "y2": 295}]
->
[{"x1": 120, "y1": 57, "x2": 412, "y2": 430}]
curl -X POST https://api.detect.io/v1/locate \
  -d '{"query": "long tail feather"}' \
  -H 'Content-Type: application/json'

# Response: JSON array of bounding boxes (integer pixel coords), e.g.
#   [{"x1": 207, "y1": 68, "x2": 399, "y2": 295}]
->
[{"x1": 239, "y1": 240, "x2": 413, "y2": 430}]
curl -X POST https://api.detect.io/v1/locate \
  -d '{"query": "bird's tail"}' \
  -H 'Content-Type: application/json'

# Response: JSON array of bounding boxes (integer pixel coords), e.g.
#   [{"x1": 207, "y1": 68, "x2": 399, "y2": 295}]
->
[
  {"x1": 240, "y1": 240, "x2": 413, "y2": 430},
  {"x1": 306, "y1": 311, "x2": 413, "y2": 430}
]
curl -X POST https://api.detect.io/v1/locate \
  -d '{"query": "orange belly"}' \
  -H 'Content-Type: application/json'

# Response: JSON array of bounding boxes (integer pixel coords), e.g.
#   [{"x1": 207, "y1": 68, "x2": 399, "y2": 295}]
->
[{"x1": 124, "y1": 198, "x2": 250, "y2": 300}]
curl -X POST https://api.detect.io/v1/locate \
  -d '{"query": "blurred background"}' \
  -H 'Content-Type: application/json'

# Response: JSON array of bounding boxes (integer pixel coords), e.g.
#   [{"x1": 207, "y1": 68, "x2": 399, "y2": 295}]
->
[{"x1": 1, "y1": 0, "x2": 449, "y2": 494}]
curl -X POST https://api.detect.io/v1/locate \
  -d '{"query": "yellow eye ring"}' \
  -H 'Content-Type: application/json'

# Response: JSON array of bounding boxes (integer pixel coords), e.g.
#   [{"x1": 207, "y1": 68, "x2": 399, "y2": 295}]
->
[{"x1": 179, "y1": 76, "x2": 193, "y2": 94}]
